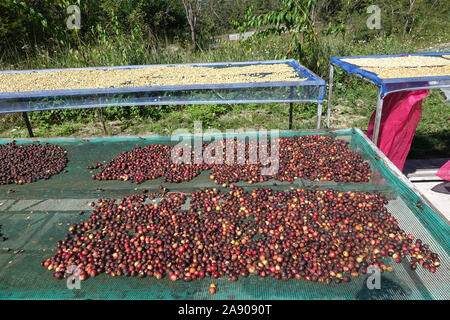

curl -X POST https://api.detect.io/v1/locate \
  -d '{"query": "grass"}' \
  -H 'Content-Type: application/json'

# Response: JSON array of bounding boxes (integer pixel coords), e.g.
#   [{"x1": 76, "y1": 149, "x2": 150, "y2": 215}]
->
[
  {"x1": 330, "y1": 80, "x2": 450, "y2": 158},
  {"x1": 0, "y1": 29, "x2": 449, "y2": 158}
]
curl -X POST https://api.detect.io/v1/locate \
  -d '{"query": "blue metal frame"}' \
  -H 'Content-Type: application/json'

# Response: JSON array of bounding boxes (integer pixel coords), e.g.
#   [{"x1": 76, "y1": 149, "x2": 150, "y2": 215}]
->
[
  {"x1": 0, "y1": 59, "x2": 326, "y2": 103},
  {"x1": 328, "y1": 52, "x2": 450, "y2": 144},
  {"x1": 330, "y1": 52, "x2": 450, "y2": 96}
]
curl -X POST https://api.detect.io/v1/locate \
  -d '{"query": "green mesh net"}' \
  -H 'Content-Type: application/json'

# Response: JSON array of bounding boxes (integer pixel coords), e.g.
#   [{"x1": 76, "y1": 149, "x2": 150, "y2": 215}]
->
[{"x1": 0, "y1": 129, "x2": 448, "y2": 300}]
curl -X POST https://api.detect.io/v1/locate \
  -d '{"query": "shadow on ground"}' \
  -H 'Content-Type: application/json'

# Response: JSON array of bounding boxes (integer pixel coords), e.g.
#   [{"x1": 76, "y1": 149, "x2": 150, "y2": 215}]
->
[
  {"x1": 431, "y1": 181, "x2": 450, "y2": 195},
  {"x1": 408, "y1": 129, "x2": 450, "y2": 159}
]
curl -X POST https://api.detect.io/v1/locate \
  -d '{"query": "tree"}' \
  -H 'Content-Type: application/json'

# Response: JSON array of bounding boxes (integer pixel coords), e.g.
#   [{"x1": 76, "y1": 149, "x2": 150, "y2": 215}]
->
[
  {"x1": 181, "y1": 0, "x2": 202, "y2": 47},
  {"x1": 239, "y1": 0, "x2": 321, "y2": 72}
]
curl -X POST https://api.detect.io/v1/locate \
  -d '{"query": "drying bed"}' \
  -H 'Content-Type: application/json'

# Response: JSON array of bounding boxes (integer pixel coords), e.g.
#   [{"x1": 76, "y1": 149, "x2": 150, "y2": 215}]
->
[
  {"x1": 330, "y1": 52, "x2": 450, "y2": 96},
  {"x1": 0, "y1": 63, "x2": 307, "y2": 93},
  {"x1": 0, "y1": 128, "x2": 448, "y2": 300},
  {"x1": 0, "y1": 60, "x2": 326, "y2": 114}
]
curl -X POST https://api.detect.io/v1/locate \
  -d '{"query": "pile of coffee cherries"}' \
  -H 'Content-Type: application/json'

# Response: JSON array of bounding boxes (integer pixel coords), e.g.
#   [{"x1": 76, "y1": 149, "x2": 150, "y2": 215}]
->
[
  {"x1": 210, "y1": 135, "x2": 371, "y2": 184},
  {"x1": 90, "y1": 135, "x2": 371, "y2": 185},
  {"x1": 90, "y1": 144, "x2": 206, "y2": 183},
  {"x1": 42, "y1": 187, "x2": 440, "y2": 283},
  {"x1": 0, "y1": 141, "x2": 68, "y2": 185}
]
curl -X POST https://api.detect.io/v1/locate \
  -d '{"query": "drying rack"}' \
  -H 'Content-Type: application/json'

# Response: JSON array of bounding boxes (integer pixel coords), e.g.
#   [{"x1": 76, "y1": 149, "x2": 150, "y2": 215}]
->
[
  {"x1": 0, "y1": 60, "x2": 326, "y2": 136},
  {"x1": 327, "y1": 52, "x2": 450, "y2": 145}
]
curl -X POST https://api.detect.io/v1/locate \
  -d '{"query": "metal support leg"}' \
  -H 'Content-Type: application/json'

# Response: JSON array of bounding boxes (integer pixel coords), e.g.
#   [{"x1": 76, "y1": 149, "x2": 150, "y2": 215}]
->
[
  {"x1": 98, "y1": 108, "x2": 108, "y2": 135},
  {"x1": 326, "y1": 65, "x2": 334, "y2": 129},
  {"x1": 288, "y1": 86, "x2": 294, "y2": 130},
  {"x1": 316, "y1": 103, "x2": 323, "y2": 129},
  {"x1": 289, "y1": 102, "x2": 293, "y2": 130},
  {"x1": 22, "y1": 112, "x2": 34, "y2": 137},
  {"x1": 372, "y1": 94, "x2": 384, "y2": 146}
]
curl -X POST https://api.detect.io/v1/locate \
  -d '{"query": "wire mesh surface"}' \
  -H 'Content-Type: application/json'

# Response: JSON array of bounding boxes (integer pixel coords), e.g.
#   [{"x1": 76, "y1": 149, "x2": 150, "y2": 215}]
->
[
  {"x1": 0, "y1": 60, "x2": 326, "y2": 114},
  {"x1": 331, "y1": 52, "x2": 450, "y2": 96},
  {"x1": 0, "y1": 129, "x2": 448, "y2": 300}
]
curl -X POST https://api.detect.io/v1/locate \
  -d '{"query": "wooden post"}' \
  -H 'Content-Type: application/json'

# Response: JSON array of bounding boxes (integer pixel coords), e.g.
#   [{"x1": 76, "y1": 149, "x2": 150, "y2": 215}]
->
[{"x1": 22, "y1": 112, "x2": 34, "y2": 137}]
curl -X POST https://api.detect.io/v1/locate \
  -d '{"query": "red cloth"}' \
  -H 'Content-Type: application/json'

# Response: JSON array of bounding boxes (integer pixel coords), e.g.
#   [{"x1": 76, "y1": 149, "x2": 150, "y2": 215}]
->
[
  {"x1": 436, "y1": 161, "x2": 450, "y2": 181},
  {"x1": 367, "y1": 90, "x2": 429, "y2": 170}
]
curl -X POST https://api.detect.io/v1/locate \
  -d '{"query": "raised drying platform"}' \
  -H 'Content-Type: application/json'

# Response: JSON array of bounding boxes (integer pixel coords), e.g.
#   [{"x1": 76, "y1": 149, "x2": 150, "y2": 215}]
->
[
  {"x1": 326, "y1": 52, "x2": 450, "y2": 144},
  {"x1": 330, "y1": 52, "x2": 450, "y2": 96},
  {"x1": 0, "y1": 60, "x2": 326, "y2": 114}
]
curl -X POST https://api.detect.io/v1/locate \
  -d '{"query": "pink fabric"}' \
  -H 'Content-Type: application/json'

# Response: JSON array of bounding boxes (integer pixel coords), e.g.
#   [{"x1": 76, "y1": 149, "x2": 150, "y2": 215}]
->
[
  {"x1": 367, "y1": 90, "x2": 430, "y2": 171},
  {"x1": 436, "y1": 161, "x2": 450, "y2": 181}
]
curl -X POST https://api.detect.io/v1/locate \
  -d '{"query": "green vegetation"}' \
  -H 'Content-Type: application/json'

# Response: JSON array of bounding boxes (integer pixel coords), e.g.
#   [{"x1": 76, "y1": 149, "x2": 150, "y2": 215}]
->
[{"x1": 0, "y1": 0, "x2": 449, "y2": 158}]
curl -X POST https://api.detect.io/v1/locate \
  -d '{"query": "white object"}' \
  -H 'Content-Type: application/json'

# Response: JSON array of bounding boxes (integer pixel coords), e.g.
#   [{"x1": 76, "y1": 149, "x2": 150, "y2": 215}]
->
[{"x1": 441, "y1": 87, "x2": 450, "y2": 104}]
